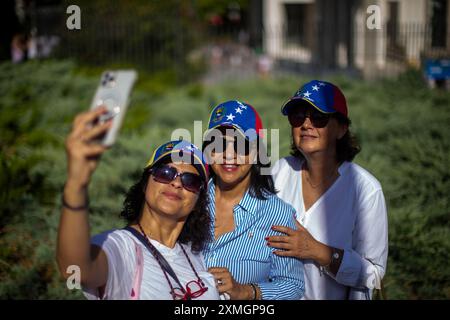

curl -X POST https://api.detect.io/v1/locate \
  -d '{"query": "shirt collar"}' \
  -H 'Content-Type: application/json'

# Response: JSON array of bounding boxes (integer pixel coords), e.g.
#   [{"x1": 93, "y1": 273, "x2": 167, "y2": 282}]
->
[
  {"x1": 338, "y1": 161, "x2": 350, "y2": 175},
  {"x1": 208, "y1": 178, "x2": 259, "y2": 215}
]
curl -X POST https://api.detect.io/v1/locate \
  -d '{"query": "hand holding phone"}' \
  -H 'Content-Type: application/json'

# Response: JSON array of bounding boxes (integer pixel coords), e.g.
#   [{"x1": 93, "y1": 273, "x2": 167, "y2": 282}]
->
[{"x1": 90, "y1": 70, "x2": 137, "y2": 146}]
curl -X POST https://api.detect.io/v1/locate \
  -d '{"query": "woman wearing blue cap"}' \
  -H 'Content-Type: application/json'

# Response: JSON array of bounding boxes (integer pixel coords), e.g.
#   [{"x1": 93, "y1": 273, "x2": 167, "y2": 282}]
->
[
  {"x1": 267, "y1": 80, "x2": 388, "y2": 299},
  {"x1": 202, "y1": 100, "x2": 305, "y2": 300},
  {"x1": 57, "y1": 107, "x2": 219, "y2": 300}
]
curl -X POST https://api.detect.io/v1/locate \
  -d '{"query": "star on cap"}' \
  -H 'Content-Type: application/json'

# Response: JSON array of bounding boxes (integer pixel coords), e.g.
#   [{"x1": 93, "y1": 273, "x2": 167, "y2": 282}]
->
[
  {"x1": 312, "y1": 85, "x2": 319, "y2": 91},
  {"x1": 235, "y1": 107, "x2": 243, "y2": 114},
  {"x1": 237, "y1": 101, "x2": 247, "y2": 109},
  {"x1": 303, "y1": 91, "x2": 311, "y2": 98},
  {"x1": 318, "y1": 82, "x2": 326, "y2": 87},
  {"x1": 226, "y1": 113, "x2": 236, "y2": 121}
]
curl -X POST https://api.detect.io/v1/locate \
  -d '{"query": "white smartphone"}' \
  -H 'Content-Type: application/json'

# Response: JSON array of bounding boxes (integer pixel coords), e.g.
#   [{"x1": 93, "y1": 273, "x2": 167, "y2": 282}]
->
[{"x1": 90, "y1": 70, "x2": 137, "y2": 146}]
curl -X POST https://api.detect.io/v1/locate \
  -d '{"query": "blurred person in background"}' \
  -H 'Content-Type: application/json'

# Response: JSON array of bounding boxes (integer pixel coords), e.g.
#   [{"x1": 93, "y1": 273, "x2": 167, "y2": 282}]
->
[
  {"x1": 268, "y1": 80, "x2": 388, "y2": 299},
  {"x1": 57, "y1": 107, "x2": 219, "y2": 300},
  {"x1": 202, "y1": 100, "x2": 304, "y2": 300}
]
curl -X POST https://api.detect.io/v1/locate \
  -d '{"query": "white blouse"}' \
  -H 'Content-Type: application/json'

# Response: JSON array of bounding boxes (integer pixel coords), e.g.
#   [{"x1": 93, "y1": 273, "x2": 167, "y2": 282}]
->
[
  {"x1": 83, "y1": 229, "x2": 220, "y2": 300},
  {"x1": 272, "y1": 156, "x2": 388, "y2": 300}
]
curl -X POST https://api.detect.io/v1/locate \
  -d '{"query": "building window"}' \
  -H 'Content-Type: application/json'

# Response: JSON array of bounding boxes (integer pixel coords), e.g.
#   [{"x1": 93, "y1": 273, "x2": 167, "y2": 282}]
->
[{"x1": 284, "y1": 3, "x2": 315, "y2": 50}]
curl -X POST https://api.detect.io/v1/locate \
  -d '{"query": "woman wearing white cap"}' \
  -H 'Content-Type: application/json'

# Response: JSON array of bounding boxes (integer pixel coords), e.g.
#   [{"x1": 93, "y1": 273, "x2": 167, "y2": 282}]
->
[
  {"x1": 57, "y1": 107, "x2": 219, "y2": 300},
  {"x1": 267, "y1": 80, "x2": 388, "y2": 299},
  {"x1": 202, "y1": 100, "x2": 305, "y2": 300}
]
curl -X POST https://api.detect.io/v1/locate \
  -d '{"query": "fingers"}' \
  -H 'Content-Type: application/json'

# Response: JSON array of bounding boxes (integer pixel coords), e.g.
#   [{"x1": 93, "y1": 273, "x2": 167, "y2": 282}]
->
[
  {"x1": 265, "y1": 235, "x2": 289, "y2": 243},
  {"x1": 209, "y1": 270, "x2": 231, "y2": 284},
  {"x1": 72, "y1": 106, "x2": 108, "y2": 137},
  {"x1": 271, "y1": 225, "x2": 295, "y2": 236},
  {"x1": 208, "y1": 267, "x2": 233, "y2": 293},
  {"x1": 208, "y1": 267, "x2": 229, "y2": 274},
  {"x1": 66, "y1": 135, "x2": 108, "y2": 158},
  {"x1": 273, "y1": 249, "x2": 297, "y2": 257},
  {"x1": 83, "y1": 144, "x2": 108, "y2": 157},
  {"x1": 82, "y1": 120, "x2": 112, "y2": 142},
  {"x1": 219, "y1": 282, "x2": 233, "y2": 294},
  {"x1": 267, "y1": 241, "x2": 292, "y2": 250},
  {"x1": 77, "y1": 106, "x2": 108, "y2": 125}
]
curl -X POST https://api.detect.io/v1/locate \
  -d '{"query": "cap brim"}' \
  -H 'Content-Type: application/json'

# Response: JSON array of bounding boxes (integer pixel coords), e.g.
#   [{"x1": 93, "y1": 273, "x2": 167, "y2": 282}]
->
[
  {"x1": 146, "y1": 151, "x2": 208, "y2": 182},
  {"x1": 281, "y1": 97, "x2": 334, "y2": 115},
  {"x1": 204, "y1": 124, "x2": 251, "y2": 141}
]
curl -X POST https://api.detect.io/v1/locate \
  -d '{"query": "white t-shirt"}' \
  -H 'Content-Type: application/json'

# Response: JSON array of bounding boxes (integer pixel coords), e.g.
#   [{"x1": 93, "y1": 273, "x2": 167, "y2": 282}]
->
[
  {"x1": 83, "y1": 229, "x2": 220, "y2": 300},
  {"x1": 272, "y1": 156, "x2": 388, "y2": 300}
]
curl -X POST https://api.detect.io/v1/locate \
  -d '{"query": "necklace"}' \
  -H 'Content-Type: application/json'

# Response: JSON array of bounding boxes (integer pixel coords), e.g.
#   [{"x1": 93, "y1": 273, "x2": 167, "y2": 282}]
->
[
  {"x1": 136, "y1": 222, "x2": 206, "y2": 300},
  {"x1": 302, "y1": 162, "x2": 340, "y2": 189}
]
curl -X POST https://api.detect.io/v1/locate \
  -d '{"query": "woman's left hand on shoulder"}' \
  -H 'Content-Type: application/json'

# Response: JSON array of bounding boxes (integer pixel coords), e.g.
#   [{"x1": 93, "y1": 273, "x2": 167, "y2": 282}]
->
[{"x1": 267, "y1": 220, "x2": 332, "y2": 266}]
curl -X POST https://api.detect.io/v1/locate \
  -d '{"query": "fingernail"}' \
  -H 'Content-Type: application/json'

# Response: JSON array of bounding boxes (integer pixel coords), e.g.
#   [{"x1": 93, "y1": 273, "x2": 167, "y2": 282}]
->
[
  {"x1": 264, "y1": 237, "x2": 269, "y2": 240},
  {"x1": 271, "y1": 226, "x2": 276, "y2": 230}
]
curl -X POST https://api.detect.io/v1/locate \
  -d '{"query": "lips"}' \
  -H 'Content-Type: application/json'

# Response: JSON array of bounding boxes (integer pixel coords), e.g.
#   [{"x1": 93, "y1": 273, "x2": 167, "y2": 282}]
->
[
  {"x1": 162, "y1": 191, "x2": 182, "y2": 201},
  {"x1": 221, "y1": 164, "x2": 239, "y2": 172},
  {"x1": 300, "y1": 134, "x2": 317, "y2": 140}
]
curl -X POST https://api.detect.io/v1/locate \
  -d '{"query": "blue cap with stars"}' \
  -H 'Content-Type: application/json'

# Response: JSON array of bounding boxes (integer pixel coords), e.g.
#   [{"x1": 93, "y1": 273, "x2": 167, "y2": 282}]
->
[
  {"x1": 205, "y1": 100, "x2": 264, "y2": 142},
  {"x1": 145, "y1": 140, "x2": 209, "y2": 181},
  {"x1": 281, "y1": 80, "x2": 348, "y2": 117}
]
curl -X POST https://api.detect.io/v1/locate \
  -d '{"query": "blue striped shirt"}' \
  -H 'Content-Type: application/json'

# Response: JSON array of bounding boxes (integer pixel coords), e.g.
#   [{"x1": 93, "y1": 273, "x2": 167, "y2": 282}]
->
[{"x1": 203, "y1": 180, "x2": 305, "y2": 300}]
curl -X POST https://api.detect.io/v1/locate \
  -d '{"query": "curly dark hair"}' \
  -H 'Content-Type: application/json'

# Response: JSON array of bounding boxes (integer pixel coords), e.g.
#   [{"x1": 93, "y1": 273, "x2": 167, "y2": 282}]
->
[
  {"x1": 290, "y1": 113, "x2": 361, "y2": 162},
  {"x1": 120, "y1": 166, "x2": 211, "y2": 253}
]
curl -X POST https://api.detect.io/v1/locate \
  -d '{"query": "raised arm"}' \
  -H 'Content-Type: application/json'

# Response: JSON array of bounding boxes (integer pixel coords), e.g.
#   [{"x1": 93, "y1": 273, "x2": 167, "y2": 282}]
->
[{"x1": 56, "y1": 107, "x2": 112, "y2": 288}]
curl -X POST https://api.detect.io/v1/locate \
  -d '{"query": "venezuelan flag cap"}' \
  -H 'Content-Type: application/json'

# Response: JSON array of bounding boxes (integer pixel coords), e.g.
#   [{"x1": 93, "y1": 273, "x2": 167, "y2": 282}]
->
[
  {"x1": 281, "y1": 80, "x2": 348, "y2": 118},
  {"x1": 145, "y1": 140, "x2": 208, "y2": 181}
]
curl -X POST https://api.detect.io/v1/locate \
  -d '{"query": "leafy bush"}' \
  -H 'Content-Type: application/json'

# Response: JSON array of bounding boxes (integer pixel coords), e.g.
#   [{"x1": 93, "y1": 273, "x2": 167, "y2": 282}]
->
[{"x1": 0, "y1": 61, "x2": 448, "y2": 299}]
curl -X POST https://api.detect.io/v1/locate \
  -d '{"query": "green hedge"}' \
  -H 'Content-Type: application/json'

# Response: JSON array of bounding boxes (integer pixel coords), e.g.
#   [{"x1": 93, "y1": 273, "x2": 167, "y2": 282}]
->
[{"x1": 0, "y1": 60, "x2": 449, "y2": 299}]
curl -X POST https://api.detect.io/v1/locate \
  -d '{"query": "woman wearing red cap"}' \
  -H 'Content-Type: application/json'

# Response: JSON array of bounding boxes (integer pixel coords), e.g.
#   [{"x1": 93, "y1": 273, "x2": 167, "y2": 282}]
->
[
  {"x1": 57, "y1": 107, "x2": 219, "y2": 300},
  {"x1": 267, "y1": 80, "x2": 388, "y2": 300},
  {"x1": 202, "y1": 100, "x2": 305, "y2": 300}
]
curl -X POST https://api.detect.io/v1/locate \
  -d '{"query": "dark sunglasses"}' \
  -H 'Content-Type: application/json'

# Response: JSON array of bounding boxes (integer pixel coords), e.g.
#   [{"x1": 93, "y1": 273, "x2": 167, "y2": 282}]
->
[
  {"x1": 288, "y1": 108, "x2": 332, "y2": 128},
  {"x1": 151, "y1": 165, "x2": 204, "y2": 194}
]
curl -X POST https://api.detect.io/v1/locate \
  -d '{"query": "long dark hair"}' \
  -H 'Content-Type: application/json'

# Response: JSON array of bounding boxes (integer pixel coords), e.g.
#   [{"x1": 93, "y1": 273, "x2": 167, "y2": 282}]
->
[
  {"x1": 205, "y1": 138, "x2": 277, "y2": 200},
  {"x1": 290, "y1": 113, "x2": 361, "y2": 162},
  {"x1": 120, "y1": 166, "x2": 211, "y2": 253}
]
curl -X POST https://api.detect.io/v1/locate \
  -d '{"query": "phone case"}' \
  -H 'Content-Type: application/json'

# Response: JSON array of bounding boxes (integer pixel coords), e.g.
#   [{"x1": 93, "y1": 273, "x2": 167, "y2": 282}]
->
[{"x1": 90, "y1": 70, "x2": 137, "y2": 146}]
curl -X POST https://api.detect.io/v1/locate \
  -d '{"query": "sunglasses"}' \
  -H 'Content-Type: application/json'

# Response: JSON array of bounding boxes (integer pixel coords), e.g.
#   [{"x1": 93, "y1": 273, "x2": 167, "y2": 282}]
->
[
  {"x1": 151, "y1": 165, "x2": 204, "y2": 194},
  {"x1": 171, "y1": 280, "x2": 209, "y2": 300},
  {"x1": 288, "y1": 108, "x2": 332, "y2": 128}
]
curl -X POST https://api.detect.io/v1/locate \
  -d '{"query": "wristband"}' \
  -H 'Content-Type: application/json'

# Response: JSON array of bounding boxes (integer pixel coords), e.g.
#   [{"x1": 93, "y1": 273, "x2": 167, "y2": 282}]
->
[
  {"x1": 249, "y1": 283, "x2": 258, "y2": 300},
  {"x1": 62, "y1": 194, "x2": 89, "y2": 211}
]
